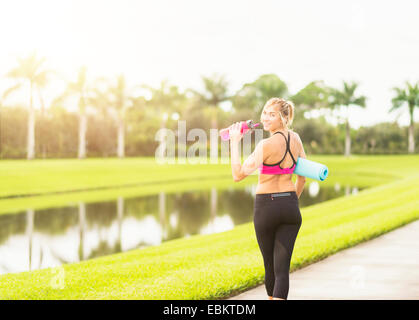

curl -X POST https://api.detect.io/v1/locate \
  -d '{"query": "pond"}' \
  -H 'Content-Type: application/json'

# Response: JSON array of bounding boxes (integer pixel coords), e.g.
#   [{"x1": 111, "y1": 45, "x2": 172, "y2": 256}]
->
[{"x1": 0, "y1": 182, "x2": 361, "y2": 275}]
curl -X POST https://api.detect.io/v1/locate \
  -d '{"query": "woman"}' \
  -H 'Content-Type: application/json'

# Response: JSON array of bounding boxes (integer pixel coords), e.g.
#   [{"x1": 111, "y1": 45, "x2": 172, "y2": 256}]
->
[{"x1": 229, "y1": 97, "x2": 306, "y2": 300}]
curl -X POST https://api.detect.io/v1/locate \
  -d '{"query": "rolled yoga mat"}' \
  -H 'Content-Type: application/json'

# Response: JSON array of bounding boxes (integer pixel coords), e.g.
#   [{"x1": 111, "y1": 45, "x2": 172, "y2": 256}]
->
[{"x1": 294, "y1": 157, "x2": 329, "y2": 181}]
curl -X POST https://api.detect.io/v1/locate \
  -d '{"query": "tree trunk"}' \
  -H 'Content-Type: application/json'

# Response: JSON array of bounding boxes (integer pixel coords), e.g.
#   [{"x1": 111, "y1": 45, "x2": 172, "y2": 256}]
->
[
  {"x1": 27, "y1": 82, "x2": 35, "y2": 160},
  {"x1": 38, "y1": 86, "x2": 47, "y2": 159},
  {"x1": 78, "y1": 112, "x2": 87, "y2": 159},
  {"x1": 211, "y1": 107, "x2": 218, "y2": 129},
  {"x1": 408, "y1": 111, "x2": 415, "y2": 154},
  {"x1": 158, "y1": 116, "x2": 168, "y2": 159},
  {"x1": 117, "y1": 117, "x2": 125, "y2": 158},
  {"x1": 345, "y1": 118, "x2": 351, "y2": 157}
]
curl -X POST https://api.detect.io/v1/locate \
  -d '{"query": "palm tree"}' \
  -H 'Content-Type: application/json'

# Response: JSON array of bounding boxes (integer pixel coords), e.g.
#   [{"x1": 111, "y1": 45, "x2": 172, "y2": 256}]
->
[
  {"x1": 390, "y1": 81, "x2": 419, "y2": 153},
  {"x1": 143, "y1": 80, "x2": 186, "y2": 129},
  {"x1": 291, "y1": 80, "x2": 330, "y2": 112},
  {"x1": 189, "y1": 73, "x2": 230, "y2": 129},
  {"x1": 0, "y1": 87, "x2": 20, "y2": 156},
  {"x1": 329, "y1": 81, "x2": 367, "y2": 157},
  {"x1": 232, "y1": 74, "x2": 288, "y2": 115},
  {"x1": 290, "y1": 80, "x2": 331, "y2": 132},
  {"x1": 142, "y1": 80, "x2": 186, "y2": 161},
  {"x1": 52, "y1": 66, "x2": 92, "y2": 159},
  {"x1": 100, "y1": 74, "x2": 135, "y2": 158},
  {"x1": 6, "y1": 52, "x2": 51, "y2": 159}
]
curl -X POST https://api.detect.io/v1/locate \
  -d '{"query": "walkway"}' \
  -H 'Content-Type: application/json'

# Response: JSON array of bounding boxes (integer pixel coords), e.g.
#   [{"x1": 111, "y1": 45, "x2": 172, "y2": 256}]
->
[{"x1": 227, "y1": 219, "x2": 419, "y2": 300}]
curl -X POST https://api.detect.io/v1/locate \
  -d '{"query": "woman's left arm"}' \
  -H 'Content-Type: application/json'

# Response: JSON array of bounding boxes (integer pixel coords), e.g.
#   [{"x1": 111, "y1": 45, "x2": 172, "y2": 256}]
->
[{"x1": 229, "y1": 122, "x2": 266, "y2": 182}]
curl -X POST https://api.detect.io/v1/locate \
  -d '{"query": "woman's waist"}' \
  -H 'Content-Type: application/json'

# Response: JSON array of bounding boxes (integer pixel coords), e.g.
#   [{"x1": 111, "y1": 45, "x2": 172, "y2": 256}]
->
[
  {"x1": 256, "y1": 180, "x2": 296, "y2": 193},
  {"x1": 255, "y1": 191, "x2": 298, "y2": 201}
]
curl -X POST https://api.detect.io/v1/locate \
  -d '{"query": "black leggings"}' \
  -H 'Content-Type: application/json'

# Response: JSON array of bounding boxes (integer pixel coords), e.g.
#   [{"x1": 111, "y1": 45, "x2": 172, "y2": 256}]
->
[{"x1": 253, "y1": 191, "x2": 302, "y2": 299}]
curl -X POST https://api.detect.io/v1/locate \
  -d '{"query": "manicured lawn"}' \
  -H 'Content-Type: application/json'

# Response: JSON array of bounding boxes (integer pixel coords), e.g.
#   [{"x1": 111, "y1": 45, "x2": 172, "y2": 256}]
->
[
  {"x1": 0, "y1": 155, "x2": 418, "y2": 299},
  {"x1": 0, "y1": 155, "x2": 414, "y2": 198},
  {"x1": 0, "y1": 155, "x2": 415, "y2": 215},
  {"x1": 0, "y1": 157, "x2": 230, "y2": 198}
]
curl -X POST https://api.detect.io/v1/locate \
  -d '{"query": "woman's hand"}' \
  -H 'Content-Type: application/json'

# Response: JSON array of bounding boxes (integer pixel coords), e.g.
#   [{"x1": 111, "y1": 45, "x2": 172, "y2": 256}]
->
[{"x1": 229, "y1": 122, "x2": 244, "y2": 143}]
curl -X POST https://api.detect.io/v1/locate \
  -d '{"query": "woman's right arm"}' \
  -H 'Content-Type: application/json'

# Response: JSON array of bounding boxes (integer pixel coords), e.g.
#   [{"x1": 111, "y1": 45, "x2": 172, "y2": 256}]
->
[{"x1": 295, "y1": 133, "x2": 306, "y2": 199}]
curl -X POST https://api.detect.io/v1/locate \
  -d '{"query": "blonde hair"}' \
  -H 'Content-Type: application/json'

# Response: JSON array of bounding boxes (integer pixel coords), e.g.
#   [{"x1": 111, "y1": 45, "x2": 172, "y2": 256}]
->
[{"x1": 264, "y1": 98, "x2": 295, "y2": 129}]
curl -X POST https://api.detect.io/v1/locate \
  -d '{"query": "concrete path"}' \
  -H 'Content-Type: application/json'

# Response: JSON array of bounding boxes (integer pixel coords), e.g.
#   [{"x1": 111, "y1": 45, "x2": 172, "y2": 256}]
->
[{"x1": 227, "y1": 219, "x2": 419, "y2": 300}]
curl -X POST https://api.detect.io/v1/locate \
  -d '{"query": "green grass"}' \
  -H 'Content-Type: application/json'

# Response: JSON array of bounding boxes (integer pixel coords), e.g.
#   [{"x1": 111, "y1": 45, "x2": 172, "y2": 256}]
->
[
  {"x1": 0, "y1": 157, "x2": 230, "y2": 198},
  {"x1": 0, "y1": 154, "x2": 414, "y2": 215},
  {"x1": 0, "y1": 155, "x2": 412, "y2": 199},
  {"x1": 0, "y1": 155, "x2": 418, "y2": 299}
]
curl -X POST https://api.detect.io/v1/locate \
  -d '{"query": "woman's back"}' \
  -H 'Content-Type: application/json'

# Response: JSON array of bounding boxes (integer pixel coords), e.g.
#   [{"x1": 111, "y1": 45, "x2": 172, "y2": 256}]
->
[{"x1": 256, "y1": 129, "x2": 304, "y2": 194}]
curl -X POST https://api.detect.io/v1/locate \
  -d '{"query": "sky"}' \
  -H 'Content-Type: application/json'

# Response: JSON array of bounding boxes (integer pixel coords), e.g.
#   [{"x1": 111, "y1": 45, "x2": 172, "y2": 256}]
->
[{"x1": 0, "y1": 0, "x2": 418, "y2": 129}]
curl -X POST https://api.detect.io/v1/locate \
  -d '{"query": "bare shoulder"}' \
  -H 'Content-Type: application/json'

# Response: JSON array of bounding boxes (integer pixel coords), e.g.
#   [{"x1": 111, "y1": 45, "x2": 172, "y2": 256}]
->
[
  {"x1": 255, "y1": 138, "x2": 272, "y2": 160},
  {"x1": 290, "y1": 130, "x2": 302, "y2": 143},
  {"x1": 256, "y1": 138, "x2": 269, "y2": 152},
  {"x1": 289, "y1": 130, "x2": 306, "y2": 158}
]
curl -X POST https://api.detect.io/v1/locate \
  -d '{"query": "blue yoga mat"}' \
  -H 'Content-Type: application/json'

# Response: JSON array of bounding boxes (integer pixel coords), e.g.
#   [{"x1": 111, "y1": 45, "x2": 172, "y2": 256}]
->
[{"x1": 294, "y1": 157, "x2": 329, "y2": 181}]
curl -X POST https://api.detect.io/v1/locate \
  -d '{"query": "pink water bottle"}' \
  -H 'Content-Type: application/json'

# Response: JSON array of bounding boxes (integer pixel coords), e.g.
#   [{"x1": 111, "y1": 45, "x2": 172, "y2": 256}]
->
[{"x1": 219, "y1": 120, "x2": 260, "y2": 141}]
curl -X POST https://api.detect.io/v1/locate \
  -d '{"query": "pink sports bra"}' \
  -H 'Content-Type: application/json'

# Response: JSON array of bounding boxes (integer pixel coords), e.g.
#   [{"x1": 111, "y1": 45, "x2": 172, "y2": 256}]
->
[{"x1": 259, "y1": 131, "x2": 297, "y2": 175}]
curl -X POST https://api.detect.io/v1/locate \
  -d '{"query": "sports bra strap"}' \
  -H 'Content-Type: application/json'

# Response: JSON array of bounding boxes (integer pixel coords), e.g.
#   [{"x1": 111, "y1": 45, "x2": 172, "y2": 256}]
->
[
  {"x1": 271, "y1": 131, "x2": 297, "y2": 168},
  {"x1": 285, "y1": 132, "x2": 297, "y2": 164}
]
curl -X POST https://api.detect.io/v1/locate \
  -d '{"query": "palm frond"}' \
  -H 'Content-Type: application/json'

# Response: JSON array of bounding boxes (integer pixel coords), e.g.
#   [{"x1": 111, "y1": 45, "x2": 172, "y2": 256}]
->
[
  {"x1": 2, "y1": 83, "x2": 23, "y2": 101},
  {"x1": 390, "y1": 84, "x2": 410, "y2": 112}
]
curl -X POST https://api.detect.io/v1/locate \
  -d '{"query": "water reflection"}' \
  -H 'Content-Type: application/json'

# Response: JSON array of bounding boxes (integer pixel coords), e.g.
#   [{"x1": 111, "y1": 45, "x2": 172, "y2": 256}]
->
[
  {"x1": 27, "y1": 209, "x2": 34, "y2": 271},
  {"x1": 308, "y1": 182, "x2": 320, "y2": 198},
  {"x1": 0, "y1": 184, "x2": 362, "y2": 274},
  {"x1": 79, "y1": 202, "x2": 85, "y2": 261}
]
